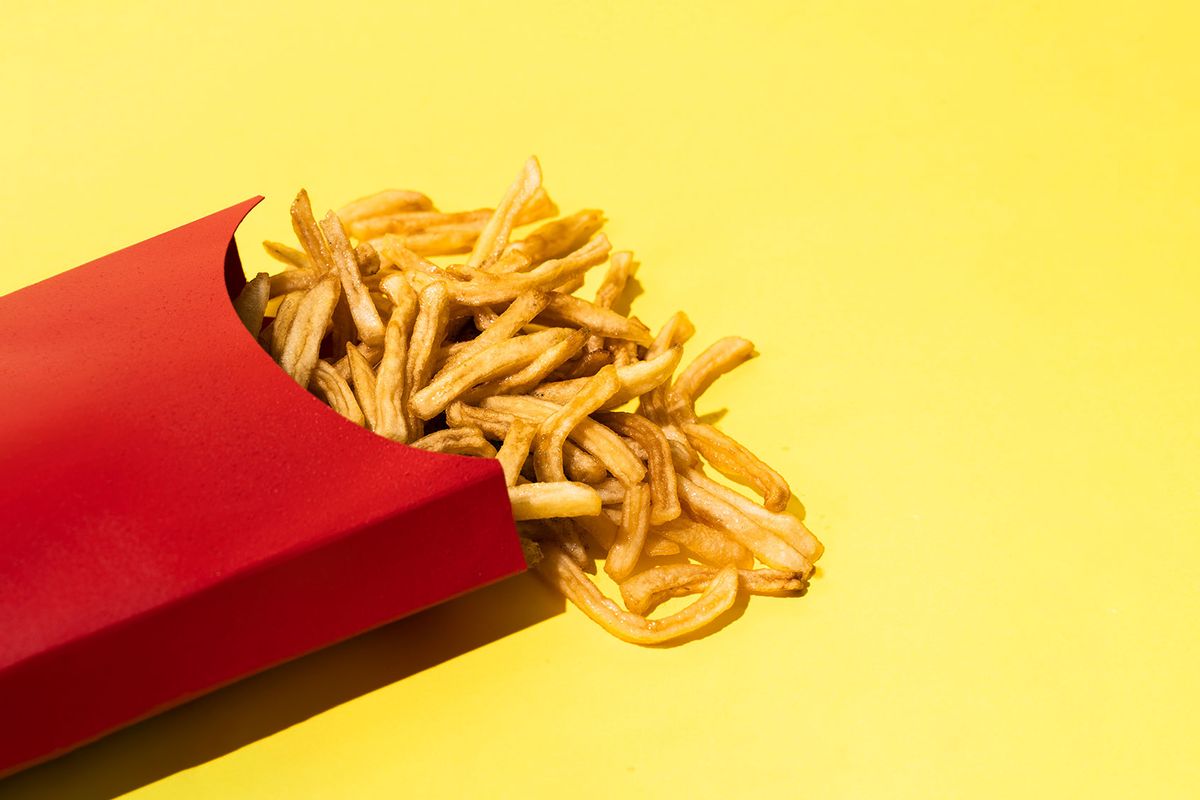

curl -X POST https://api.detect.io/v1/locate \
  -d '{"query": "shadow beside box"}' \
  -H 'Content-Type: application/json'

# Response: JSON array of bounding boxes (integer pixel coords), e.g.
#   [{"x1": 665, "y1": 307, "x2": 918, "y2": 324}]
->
[{"x1": 0, "y1": 199, "x2": 528, "y2": 776}]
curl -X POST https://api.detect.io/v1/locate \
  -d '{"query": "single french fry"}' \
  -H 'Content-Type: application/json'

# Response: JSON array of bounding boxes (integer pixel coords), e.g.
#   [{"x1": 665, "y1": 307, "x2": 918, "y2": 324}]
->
[
  {"x1": 310, "y1": 360, "x2": 365, "y2": 426},
  {"x1": 652, "y1": 516, "x2": 754, "y2": 568},
  {"x1": 270, "y1": 291, "x2": 303, "y2": 360},
  {"x1": 232, "y1": 272, "x2": 271, "y2": 336},
  {"x1": 537, "y1": 292, "x2": 652, "y2": 344},
  {"x1": 586, "y1": 251, "x2": 636, "y2": 350},
  {"x1": 375, "y1": 276, "x2": 420, "y2": 442},
  {"x1": 508, "y1": 482, "x2": 602, "y2": 521},
  {"x1": 320, "y1": 210, "x2": 386, "y2": 345},
  {"x1": 440, "y1": 290, "x2": 551, "y2": 373},
  {"x1": 468, "y1": 156, "x2": 543, "y2": 268},
  {"x1": 534, "y1": 366, "x2": 622, "y2": 483},
  {"x1": 269, "y1": 268, "x2": 320, "y2": 297},
  {"x1": 595, "y1": 411, "x2": 680, "y2": 525},
  {"x1": 345, "y1": 343, "x2": 379, "y2": 430},
  {"x1": 605, "y1": 482, "x2": 651, "y2": 581},
  {"x1": 537, "y1": 545, "x2": 738, "y2": 645},
  {"x1": 411, "y1": 427, "x2": 497, "y2": 458},
  {"x1": 463, "y1": 329, "x2": 585, "y2": 401},
  {"x1": 533, "y1": 345, "x2": 681, "y2": 408},
  {"x1": 489, "y1": 209, "x2": 605, "y2": 273},
  {"x1": 620, "y1": 564, "x2": 806, "y2": 616},
  {"x1": 263, "y1": 240, "x2": 312, "y2": 270},
  {"x1": 290, "y1": 190, "x2": 336, "y2": 274},
  {"x1": 681, "y1": 422, "x2": 791, "y2": 512},
  {"x1": 496, "y1": 418, "x2": 537, "y2": 486},
  {"x1": 337, "y1": 188, "x2": 434, "y2": 223},
  {"x1": 403, "y1": 282, "x2": 450, "y2": 438},
  {"x1": 279, "y1": 275, "x2": 340, "y2": 388}
]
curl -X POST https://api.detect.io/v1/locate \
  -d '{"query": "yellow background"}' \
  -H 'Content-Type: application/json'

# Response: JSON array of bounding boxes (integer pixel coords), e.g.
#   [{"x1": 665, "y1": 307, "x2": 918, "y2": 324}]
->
[{"x1": 3, "y1": 1, "x2": 1198, "y2": 797}]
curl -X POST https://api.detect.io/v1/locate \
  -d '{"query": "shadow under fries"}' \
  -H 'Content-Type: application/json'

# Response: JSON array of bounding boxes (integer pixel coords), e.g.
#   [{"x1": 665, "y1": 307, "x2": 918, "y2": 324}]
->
[{"x1": 0, "y1": 573, "x2": 563, "y2": 800}]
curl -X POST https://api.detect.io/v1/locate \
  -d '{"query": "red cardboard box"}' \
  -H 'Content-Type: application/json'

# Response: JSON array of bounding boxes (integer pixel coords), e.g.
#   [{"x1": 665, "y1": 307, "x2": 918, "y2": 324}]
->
[{"x1": 0, "y1": 199, "x2": 526, "y2": 775}]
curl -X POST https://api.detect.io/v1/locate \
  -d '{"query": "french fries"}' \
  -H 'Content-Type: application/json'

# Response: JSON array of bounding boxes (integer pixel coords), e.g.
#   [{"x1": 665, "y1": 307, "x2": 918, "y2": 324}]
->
[{"x1": 249, "y1": 159, "x2": 823, "y2": 644}]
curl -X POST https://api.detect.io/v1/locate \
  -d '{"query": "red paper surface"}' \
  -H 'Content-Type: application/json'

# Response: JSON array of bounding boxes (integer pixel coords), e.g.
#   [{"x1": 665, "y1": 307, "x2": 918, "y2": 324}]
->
[{"x1": 0, "y1": 199, "x2": 526, "y2": 775}]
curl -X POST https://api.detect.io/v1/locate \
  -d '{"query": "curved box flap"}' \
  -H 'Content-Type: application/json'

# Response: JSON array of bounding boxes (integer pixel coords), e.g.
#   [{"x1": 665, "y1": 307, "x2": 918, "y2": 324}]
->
[{"x1": 0, "y1": 199, "x2": 525, "y2": 775}]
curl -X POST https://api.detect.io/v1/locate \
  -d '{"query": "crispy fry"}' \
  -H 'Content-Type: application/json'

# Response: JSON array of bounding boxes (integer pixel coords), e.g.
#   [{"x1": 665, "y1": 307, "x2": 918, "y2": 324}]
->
[
  {"x1": 620, "y1": 564, "x2": 807, "y2": 616},
  {"x1": 269, "y1": 291, "x2": 303, "y2": 360},
  {"x1": 489, "y1": 209, "x2": 606, "y2": 273},
  {"x1": 411, "y1": 427, "x2": 498, "y2": 458},
  {"x1": 320, "y1": 211, "x2": 386, "y2": 345},
  {"x1": 605, "y1": 482, "x2": 651, "y2": 581},
  {"x1": 485, "y1": 394, "x2": 645, "y2": 486},
  {"x1": 670, "y1": 336, "x2": 757, "y2": 422},
  {"x1": 595, "y1": 411, "x2": 680, "y2": 526},
  {"x1": 403, "y1": 282, "x2": 450, "y2": 437},
  {"x1": 537, "y1": 545, "x2": 738, "y2": 645},
  {"x1": 537, "y1": 293, "x2": 652, "y2": 344},
  {"x1": 310, "y1": 360, "x2": 365, "y2": 426},
  {"x1": 412, "y1": 328, "x2": 572, "y2": 419},
  {"x1": 232, "y1": 272, "x2": 271, "y2": 336},
  {"x1": 468, "y1": 156, "x2": 543, "y2": 268},
  {"x1": 441, "y1": 290, "x2": 551, "y2": 373},
  {"x1": 681, "y1": 422, "x2": 791, "y2": 512},
  {"x1": 332, "y1": 340, "x2": 382, "y2": 380},
  {"x1": 533, "y1": 366, "x2": 622, "y2": 483},
  {"x1": 279, "y1": 275, "x2": 340, "y2": 388},
  {"x1": 375, "y1": 276, "x2": 420, "y2": 442},
  {"x1": 496, "y1": 418, "x2": 537, "y2": 486},
  {"x1": 508, "y1": 482, "x2": 602, "y2": 521},
  {"x1": 677, "y1": 475, "x2": 811, "y2": 575},
  {"x1": 682, "y1": 467, "x2": 822, "y2": 561},
  {"x1": 440, "y1": 236, "x2": 611, "y2": 306},
  {"x1": 646, "y1": 311, "x2": 695, "y2": 359},
  {"x1": 269, "y1": 268, "x2": 319, "y2": 297},
  {"x1": 345, "y1": 343, "x2": 379, "y2": 430},
  {"x1": 336, "y1": 188, "x2": 434, "y2": 223},
  {"x1": 652, "y1": 517, "x2": 754, "y2": 568},
  {"x1": 263, "y1": 241, "x2": 312, "y2": 270},
  {"x1": 290, "y1": 190, "x2": 335, "y2": 274},
  {"x1": 555, "y1": 349, "x2": 613, "y2": 381},
  {"x1": 463, "y1": 328, "x2": 586, "y2": 401}
]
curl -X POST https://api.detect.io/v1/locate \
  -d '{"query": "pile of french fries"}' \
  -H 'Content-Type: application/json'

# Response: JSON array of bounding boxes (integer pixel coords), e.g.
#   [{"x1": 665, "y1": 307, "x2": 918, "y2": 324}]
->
[{"x1": 233, "y1": 158, "x2": 823, "y2": 644}]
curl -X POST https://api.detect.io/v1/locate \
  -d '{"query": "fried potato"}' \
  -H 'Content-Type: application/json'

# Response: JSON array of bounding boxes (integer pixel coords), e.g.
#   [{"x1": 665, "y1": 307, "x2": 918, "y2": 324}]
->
[{"x1": 253, "y1": 160, "x2": 823, "y2": 644}]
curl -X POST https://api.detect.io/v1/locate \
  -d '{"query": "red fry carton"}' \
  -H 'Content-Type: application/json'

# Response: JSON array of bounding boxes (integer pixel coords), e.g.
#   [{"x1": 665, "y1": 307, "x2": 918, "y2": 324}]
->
[{"x1": 0, "y1": 198, "x2": 527, "y2": 775}]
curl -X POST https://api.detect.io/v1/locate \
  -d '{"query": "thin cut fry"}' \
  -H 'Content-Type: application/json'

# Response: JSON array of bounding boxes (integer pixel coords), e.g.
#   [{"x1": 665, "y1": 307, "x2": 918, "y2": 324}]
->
[
  {"x1": 682, "y1": 422, "x2": 791, "y2": 512},
  {"x1": 652, "y1": 517, "x2": 754, "y2": 568},
  {"x1": 620, "y1": 564, "x2": 806, "y2": 616},
  {"x1": 537, "y1": 293, "x2": 652, "y2": 344},
  {"x1": 533, "y1": 366, "x2": 622, "y2": 483},
  {"x1": 336, "y1": 188, "x2": 434, "y2": 223},
  {"x1": 467, "y1": 156, "x2": 543, "y2": 268},
  {"x1": 489, "y1": 209, "x2": 606, "y2": 273},
  {"x1": 508, "y1": 482, "x2": 602, "y2": 521},
  {"x1": 440, "y1": 290, "x2": 551, "y2": 373},
  {"x1": 232, "y1": 273, "x2": 271, "y2": 336},
  {"x1": 374, "y1": 276, "x2": 419, "y2": 442},
  {"x1": 683, "y1": 467, "x2": 822, "y2": 561},
  {"x1": 320, "y1": 211, "x2": 386, "y2": 345},
  {"x1": 495, "y1": 418, "x2": 537, "y2": 486},
  {"x1": 411, "y1": 427, "x2": 497, "y2": 458},
  {"x1": 595, "y1": 411, "x2": 680, "y2": 525},
  {"x1": 403, "y1": 282, "x2": 450, "y2": 437},
  {"x1": 604, "y1": 482, "x2": 651, "y2": 581},
  {"x1": 279, "y1": 275, "x2": 339, "y2": 388},
  {"x1": 263, "y1": 241, "x2": 311, "y2": 270},
  {"x1": 290, "y1": 190, "x2": 335, "y2": 274},
  {"x1": 345, "y1": 343, "x2": 379, "y2": 430},
  {"x1": 269, "y1": 291, "x2": 303, "y2": 360},
  {"x1": 463, "y1": 328, "x2": 585, "y2": 400},
  {"x1": 269, "y1": 268, "x2": 319, "y2": 297},
  {"x1": 537, "y1": 545, "x2": 738, "y2": 645},
  {"x1": 309, "y1": 360, "x2": 365, "y2": 426}
]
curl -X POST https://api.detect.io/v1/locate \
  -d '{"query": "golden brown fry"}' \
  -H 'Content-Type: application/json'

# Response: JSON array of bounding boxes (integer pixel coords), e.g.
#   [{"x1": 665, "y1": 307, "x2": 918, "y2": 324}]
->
[
  {"x1": 537, "y1": 544, "x2": 738, "y2": 645},
  {"x1": 484, "y1": 395, "x2": 646, "y2": 486},
  {"x1": 620, "y1": 564, "x2": 806, "y2": 616},
  {"x1": 652, "y1": 516, "x2": 754, "y2": 568},
  {"x1": 681, "y1": 422, "x2": 791, "y2": 512},
  {"x1": 332, "y1": 340, "x2": 382, "y2": 381},
  {"x1": 468, "y1": 156, "x2": 543, "y2": 269},
  {"x1": 555, "y1": 349, "x2": 613, "y2": 381},
  {"x1": 677, "y1": 474, "x2": 811, "y2": 574},
  {"x1": 440, "y1": 290, "x2": 551, "y2": 373},
  {"x1": 495, "y1": 418, "x2": 537, "y2": 486},
  {"x1": 449, "y1": 401, "x2": 608, "y2": 484},
  {"x1": 412, "y1": 328, "x2": 572, "y2": 419},
  {"x1": 411, "y1": 427, "x2": 498, "y2": 458},
  {"x1": 279, "y1": 275, "x2": 340, "y2": 388},
  {"x1": 375, "y1": 276, "x2": 420, "y2": 442},
  {"x1": 309, "y1": 360, "x2": 365, "y2": 426},
  {"x1": 441, "y1": 236, "x2": 611, "y2": 306},
  {"x1": 489, "y1": 209, "x2": 606, "y2": 273},
  {"x1": 320, "y1": 210, "x2": 386, "y2": 345},
  {"x1": 375, "y1": 240, "x2": 442, "y2": 275},
  {"x1": 269, "y1": 291, "x2": 303, "y2": 360},
  {"x1": 354, "y1": 242, "x2": 380, "y2": 276},
  {"x1": 290, "y1": 190, "x2": 336, "y2": 274},
  {"x1": 269, "y1": 268, "x2": 319, "y2": 297},
  {"x1": 585, "y1": 251, "x2": 636, "y2": 350},
  {"x1": 682, "y1": 467, "x2": 822, "y2": 561},
  {"x1": 646, "y1": 311, "x2": 695, "y2": 359},
  {"x1": 537, "y1": 292, "x2": 652, "y2": 344},
  {"x1": 463, "y1": 328, "x2": 585, "y2": 401},
  {"x1": 337, "y1": 188, "x2": 434, "y2": 223},
  {"x1": 508, "y1": 482, "x2": 602, "y2": 521},
  {"x1": 263, "y1": 240, "x2": 312, "y2": 270},
  {"x1": 605, "y1": 482, "x2": 651, "y2": 581},
  {"x1": 533, "y1": 346, "x2": 681, "y2": 408},
  {"x1": 348, "y1": 208, "x2": 492, "y2": 241},
  {"x1": 595, "y1": 411, "x2": 680, "y2": 526},
  {"x1": 345, "y1": 343, "x2": 379, "y2": 430},
  {"x1": 403, "y1": 282, "x2": 450, "y2": 437},
  {"x1": 232, "y1": 272, "x2": 271, "y2": 336},
  {"x1": 534, "y1": 365, "x2": 621, "y2": 483}
]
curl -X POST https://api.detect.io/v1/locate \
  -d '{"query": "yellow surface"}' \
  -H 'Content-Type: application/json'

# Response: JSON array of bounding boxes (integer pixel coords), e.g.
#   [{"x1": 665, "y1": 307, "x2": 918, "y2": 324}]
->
[{"x1": 3, "y1": 1, "x2": 1198, "y2": 797}]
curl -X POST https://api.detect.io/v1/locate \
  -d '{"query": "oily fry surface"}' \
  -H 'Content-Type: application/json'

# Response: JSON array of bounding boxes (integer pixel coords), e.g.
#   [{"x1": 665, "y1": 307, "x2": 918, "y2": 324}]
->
[{"x1": 245, "y1": 158, "x2": 823, "y2": 644}]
